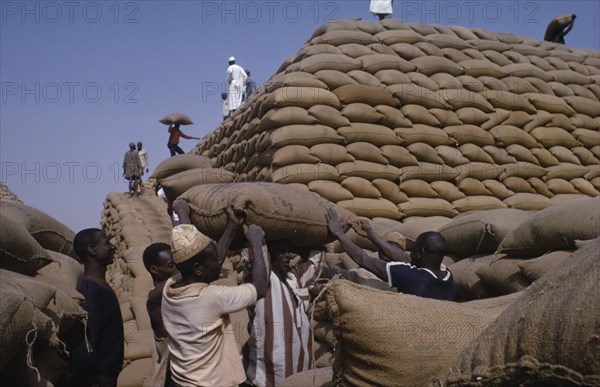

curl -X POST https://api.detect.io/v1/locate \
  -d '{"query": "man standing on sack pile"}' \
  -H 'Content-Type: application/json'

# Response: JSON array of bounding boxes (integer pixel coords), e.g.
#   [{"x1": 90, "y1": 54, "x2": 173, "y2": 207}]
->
[
  {"x1": 227, "y1": 56, "x2": 247, "y2": 115},
  {"x1": 123, "y1": 142, "x2": 143, "y2": 197},
  {"x1": 327, "y1": 208, "x2": 455, "y2": 300},
  {"x1": 162, "y1": 202, "x2": 269, "y2": 386},
  {"x1": 370, "y1": 0, "x2": 393, "y2": 20}
]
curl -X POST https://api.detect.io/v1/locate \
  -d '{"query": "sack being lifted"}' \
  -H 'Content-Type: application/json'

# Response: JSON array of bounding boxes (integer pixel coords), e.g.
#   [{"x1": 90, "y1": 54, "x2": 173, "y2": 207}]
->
[{"x1": 177, "y1": 182, "x2": 356, "y2": 247}]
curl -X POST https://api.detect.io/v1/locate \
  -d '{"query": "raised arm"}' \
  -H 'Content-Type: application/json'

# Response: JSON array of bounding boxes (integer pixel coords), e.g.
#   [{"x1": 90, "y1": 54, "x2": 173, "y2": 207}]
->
[
  {"x1": 326, "y1": 207, "x2": 388, "y2": 281},
  {"x1": 216, "y1": 206, "x2": 243, "y2": 265},
  {"x1": 172, "y1": 199, "x2": 191, "y2": 225},
  {"x1": 352, "y1": 219, "x2": 411, "y2": 263},
  {"x1": 244, "y1": 224, "x2": 269, "y2": 299}
]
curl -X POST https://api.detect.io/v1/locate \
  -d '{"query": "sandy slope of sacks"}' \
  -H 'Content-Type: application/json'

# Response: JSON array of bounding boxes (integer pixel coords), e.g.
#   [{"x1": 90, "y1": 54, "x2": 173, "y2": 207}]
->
[
  {"x1": 0, "y1": 184, "x2": 85, "y2": 385},
  {"x1": 192, "y1": 19, "x2": 599, "y2": 220}
]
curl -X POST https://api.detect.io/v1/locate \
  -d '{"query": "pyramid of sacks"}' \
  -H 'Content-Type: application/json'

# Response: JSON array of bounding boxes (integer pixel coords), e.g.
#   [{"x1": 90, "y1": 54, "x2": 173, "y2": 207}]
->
[{"x1": 194, "y1": 19, "x2": 600, "y2": 220}]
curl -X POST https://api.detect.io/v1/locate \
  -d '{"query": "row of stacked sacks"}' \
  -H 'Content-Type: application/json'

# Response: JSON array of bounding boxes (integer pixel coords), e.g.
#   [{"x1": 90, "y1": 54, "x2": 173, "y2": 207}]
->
[
  {"x1": 0, "y1": 186, "x2": 85, "y2": 385},
  {"x1": 284, "y1": 197, "x2": 600, "y2": 386},
  {"x1": 115, "y1": 146, "x2": 600, "y2": 383},
  {"x1": 100, "y1": 189, "x2": 174, "y2": 386},
  {"x1": 192, "y1": 18, "x2": 599, "y2": 220}
]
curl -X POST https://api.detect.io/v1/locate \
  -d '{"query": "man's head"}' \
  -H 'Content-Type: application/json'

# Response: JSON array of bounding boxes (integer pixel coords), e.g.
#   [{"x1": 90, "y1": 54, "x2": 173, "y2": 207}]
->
[
  {"x1": 221, "y1": 92, "x2": 227, "y2": 100},
  {"x1": 137, "y1": 142, "x2": 143, "y2": 151},
  {"x1": 129, "y1": 142, "x2": 136, "y2": 150},
  {"x1": 267, "y1": 242, "x2": 298, "y2": 277},
  {"x1": 74, "y1": 228, "x2": 115, "y2": 266},
  {"x1": 410, "y1": 232, "x2": 447, "y2": 268},
  {"x1": 245, "y1": 69, "x2": 251, "y2": 76},
  {"x1": 143, "y1": 243, "x2": 176, "y2": 282},
  {"x1": 171, "y1": 224, "x2": 220, "y2": 282},
  {"x1": 228, "y1": 56, "x2": 235, "y2": 64}
]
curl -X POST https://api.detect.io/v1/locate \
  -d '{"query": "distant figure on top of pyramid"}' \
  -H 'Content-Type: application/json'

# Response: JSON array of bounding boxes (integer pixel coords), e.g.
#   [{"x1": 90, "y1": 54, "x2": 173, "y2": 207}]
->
[
  {"x1": 370, "y1": 0, "x2": 393, "y2": 20},
  {"x1": 544, "y1": 14, "x2": 576, "y2": 44},
  {"x1": 226, "y1": 56, "x2": 247, "y2": 115}
]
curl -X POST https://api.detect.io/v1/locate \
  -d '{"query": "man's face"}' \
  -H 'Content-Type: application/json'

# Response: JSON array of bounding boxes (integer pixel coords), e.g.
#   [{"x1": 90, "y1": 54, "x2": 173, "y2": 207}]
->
[
  {"x1": 137, "y1": 143, "x2": 142, "y2": 151},
  {"x1": 201, "y1": 244, "x2": 221, "y2": 282},
  {"x1": 93, "y1": 231, "x2": 116, "y2": 266},
  {"x1": 152, "y1": 250, "x2": 176, "y2": 282},
  {"x1": 272, "y1": 251, "x2": 296, "y2": 276}
]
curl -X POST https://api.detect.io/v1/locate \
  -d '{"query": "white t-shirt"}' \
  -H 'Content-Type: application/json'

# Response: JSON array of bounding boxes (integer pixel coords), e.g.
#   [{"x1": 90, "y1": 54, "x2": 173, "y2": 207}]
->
[{"x1": 162, "y1": 279, "x2": 257, "y2": 386}]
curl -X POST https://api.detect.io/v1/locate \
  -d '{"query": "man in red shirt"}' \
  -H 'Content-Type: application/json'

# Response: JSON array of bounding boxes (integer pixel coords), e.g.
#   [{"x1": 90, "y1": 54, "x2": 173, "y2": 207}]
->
[{"x1": 167, "y1": 123, "x2": 200, "y2": 157}]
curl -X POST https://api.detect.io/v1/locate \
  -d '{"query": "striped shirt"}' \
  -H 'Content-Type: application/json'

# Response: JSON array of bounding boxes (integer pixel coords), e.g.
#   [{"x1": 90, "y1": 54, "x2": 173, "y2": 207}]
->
[{"x1": 243, "y1": 250, "x2": 324, "y2": 387}]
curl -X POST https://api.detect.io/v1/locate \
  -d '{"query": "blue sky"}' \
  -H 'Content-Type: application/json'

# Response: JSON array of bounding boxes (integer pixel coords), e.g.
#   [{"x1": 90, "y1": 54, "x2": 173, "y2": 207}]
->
[{"x1": 1, "y1": 0, "x2": 599, "y2": 232}]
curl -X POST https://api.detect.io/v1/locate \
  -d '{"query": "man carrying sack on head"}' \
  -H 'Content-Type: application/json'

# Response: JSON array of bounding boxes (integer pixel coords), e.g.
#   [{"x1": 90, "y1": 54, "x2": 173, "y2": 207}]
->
[{"x1": 161, "y1": 221, "x2": 268, "y2": 387}]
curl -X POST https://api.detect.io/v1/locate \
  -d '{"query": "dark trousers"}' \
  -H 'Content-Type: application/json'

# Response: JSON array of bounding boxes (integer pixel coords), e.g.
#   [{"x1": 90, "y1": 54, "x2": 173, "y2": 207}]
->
[{"x1": 168, "y1": 143, "x2": 184, "y2": 157}]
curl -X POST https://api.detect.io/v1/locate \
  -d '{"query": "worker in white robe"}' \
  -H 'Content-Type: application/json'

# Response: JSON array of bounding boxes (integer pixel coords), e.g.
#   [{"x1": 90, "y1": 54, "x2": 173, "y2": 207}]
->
[
  {"x1": 226, "y1": 56, "x2": 247, "y2": 114},
  {"x1": 370, "y1": 0, "x2": 393, "y2": 20}
]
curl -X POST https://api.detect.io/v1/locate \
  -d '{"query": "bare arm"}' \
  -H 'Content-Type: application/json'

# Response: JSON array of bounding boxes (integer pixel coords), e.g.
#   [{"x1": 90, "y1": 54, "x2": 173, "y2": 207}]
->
[
  {"x1": 326, "y1": 208, "x2": 388, "y2": 281},
  {"x1": 352, "y1": 219, "x2": 411, "y2": 263},
  {"x1": 146, "y1": 283, "x2": 169, "y2": 338},
  {"x1": 172, "y1": 199, "x2": 191, "y2": 224},
  {"x1": 216, "y1": 206, "x2": 243, "y2": 265},
  {"x1": 244, "y1": 224, "x2": 269, "y2": 299}
]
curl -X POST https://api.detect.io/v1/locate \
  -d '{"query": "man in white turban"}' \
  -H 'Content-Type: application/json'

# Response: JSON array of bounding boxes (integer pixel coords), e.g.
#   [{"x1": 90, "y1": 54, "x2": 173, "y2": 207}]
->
[
  {"x1": 162, "y1": 211, "x2": 268, "y2": 386},
  {"x1": 226, "y1": 56, "x2": 247, "y2": 114}
]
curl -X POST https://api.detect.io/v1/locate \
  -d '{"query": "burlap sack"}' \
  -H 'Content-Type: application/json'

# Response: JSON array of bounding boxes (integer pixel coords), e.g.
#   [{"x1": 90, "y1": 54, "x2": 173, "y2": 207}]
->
[
  {"x1": 452, "y1": 196, "x2": 507, "y2": 214},
  {"x1": 400, "y1": 179, "x2": 440, "y2": 198},
  {"x1": 398, "y1": 198, "x2": 459, "y2": 218},
  {"x1": 396, "y1": 125, "x2": 455, "y2": 146},
  {"x1": 517, "y1": 250, "x2": 571, "y2": 282},
  {"x1": 449, "y1": 256, "x2": 496, "y2": 300},
  {"x1": 372, "y1": 179, "x2": 409, "y2": 203},
  {"x1": 260, "y1": 146, "x2": 320, "y2": 167},
  {"x1": 431, "y1": 181, "x2": 466, "y2": 202},
  {"x1": 150, "y1": 154, "x2": 214, "y2": 180},
  {"x1": 308, "y1": 181, "x2": 354, "y2": 203},
  {"x1": 328, "y1": 280, "x2": 519, "y2": 387},
  {"x1": 259, "y1": 106, "x2": 319, "y2": 131},
  {"x1": 0, "y1": 201, "x2": 75, "y2": 258},
  {"x1": 178, "y1": 183, "x2": 355, "y2": 247},
  {"x1": 459, "y1": 144, "x2": 495, "y2": 164},
  {"x1": 272, "y1": 163, "x2": 340, "y2": 184},
  {"x1": 498, "y1": 196, "x2": 600, "y2": 256},
  {"x1": 346, "y1": 142, "x2": 388, "y2": 165},
  {"x1": 503, "y1": 192, "x2": 553, "y2": 210},
  {"x1": 386, "y1": 84, "x2": 451, "y2": 109},
  {"x1": 338, "y1": 123, "x2": 402, "y2": 147},
  {"x1": 435, "y1": 145, "x2": 470, "y2": 167},
  {"x1": 159, "y1": 112, "x2": 193, "y2": 125},
  {"x1": 264, "y1": 124, "x2": 344, "y2": 149},
  {"x1": 381, "y1": 145, "x2": 419, "y2": 167},
  {"x1": 337, "y1": 161, "x2": 401, "y2": 180},
  {"x1": 400, "y1": 163, "x2": 459, "y2": 182},
  {"x1": 314, "y1": 69, "x2": 358, "y2": 90},
  {"x1": 337, "y1": 198, "x2": 401, "y2": 219},
  {"x1": 288, "y1": 53, "x2": 362, "y2": 74},
  {"x1": 0, "y1": 215, "x2": 53, "y2": 275},
  {"x1": 333, "y1": 84, "x2": 399, "y2": 107},
  {"x1": 341, "y1": 103, "x2": 384, "y2": 124},
  {"x1": 475, "y1": 255, "x2": 531, "y2": 295},
  {"x1": 443, "y1": 125, "x2": 495, "y2": 147},
  {"x1": 438, "y1": 209, "x2": 531, "y2": 258},
  {"x1": 341, "y1": 177, "x2": 381, "y2": 199},
  {"x1": 433, "y1": 238, "x2": 600, "y2": 386},
  {"x1": 310, "y1": 144, "x2": 354, "y2": 165},
  {"x1": 307, "y1": 105, "x2": 351, "y2": 129},
  {"x1": 159, "y1": 167, "x2": 237, "y2": 202}
]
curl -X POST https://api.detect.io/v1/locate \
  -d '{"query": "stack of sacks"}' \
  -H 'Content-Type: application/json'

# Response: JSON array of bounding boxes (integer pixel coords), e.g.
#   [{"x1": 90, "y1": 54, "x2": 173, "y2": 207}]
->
[
  {"x1": 0, "y1": 195, "x2": 84, "y2": 385},
  {"x1": 192, "y1": 19, "x2": 599, "y2": 221},
  {"x1": 150, "y1": 154, "x2": 237, "y2": 204},
  {"x1": 432, "y1": 237, "x2": 600, "y2": 386},
  {"x1": 0, "y1": 182, "x2": 22, "y2": 202},
  {"x1": 100, "y1": 190, "x2": 173, "y2": 386}
]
